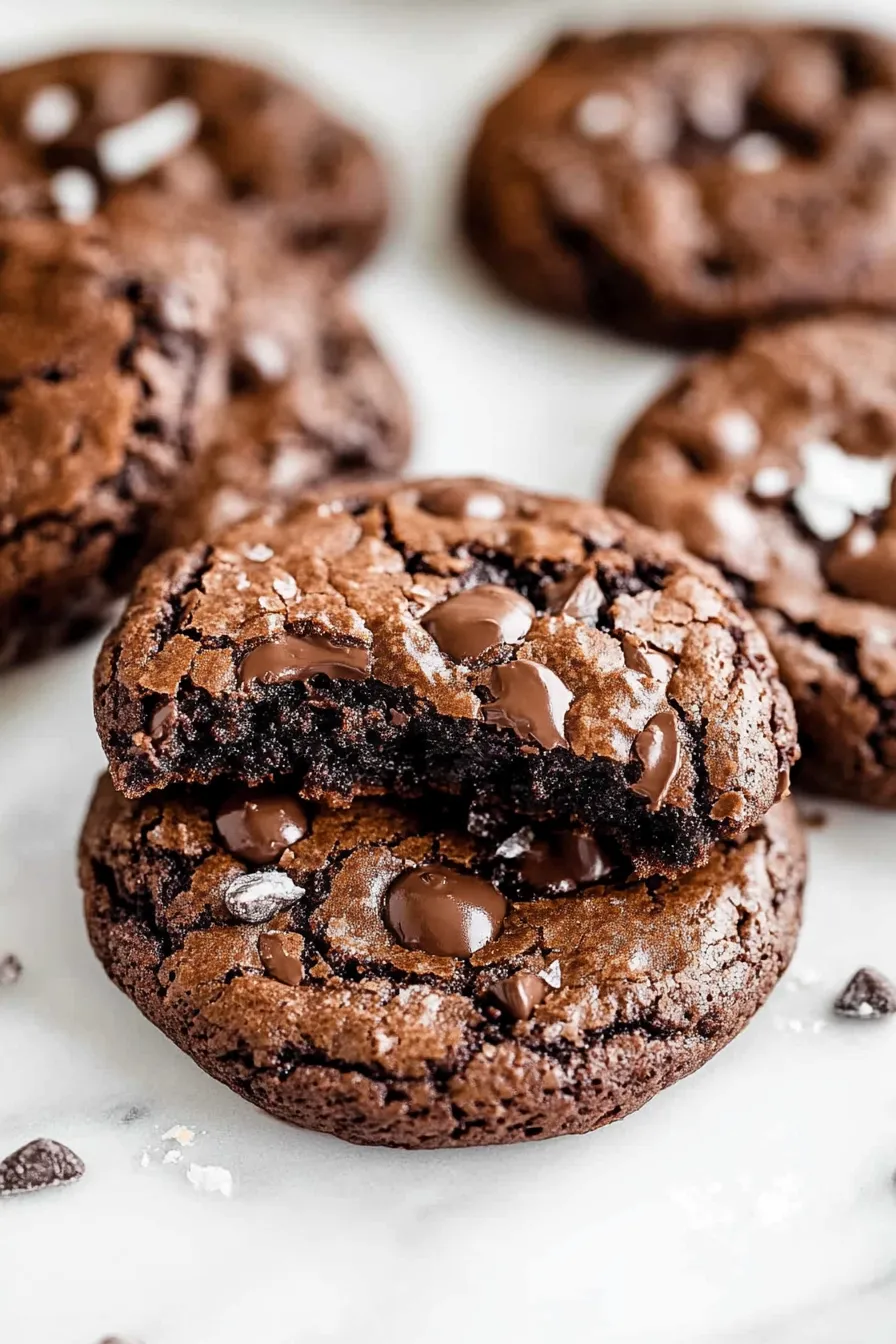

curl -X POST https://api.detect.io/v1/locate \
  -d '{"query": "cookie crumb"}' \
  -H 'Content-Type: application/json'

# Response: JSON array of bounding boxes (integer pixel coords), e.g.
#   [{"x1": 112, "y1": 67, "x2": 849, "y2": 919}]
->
[
  {"x1": 799, "y1": 807, "x2": 828, "y2": 829},
  {"x1": 0, "y1": 1138, "x2": 85, "y2": 1196},
  {"x1": 161, "y1": 1124, "x2": 195, "y2": 1146},
  {"x1": 834, "y1": 967, "x2": 896, "y2": 1019},
  {"x1": 0, "y1": 953, "x2": 22, "y2": 985},
  {"x1": 186, "y1": 1163, "x2": 233, "y2": 1197}
]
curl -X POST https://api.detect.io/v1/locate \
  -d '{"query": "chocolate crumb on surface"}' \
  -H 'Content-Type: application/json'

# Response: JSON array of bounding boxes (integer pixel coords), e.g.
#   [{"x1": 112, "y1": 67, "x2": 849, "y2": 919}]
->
[
  {"x1": 0, "y1": 1138, "x2": 85, "y2": 1195},
  {"x1": 834, "y1": 967, "x2": 896, "y2": 1019}
]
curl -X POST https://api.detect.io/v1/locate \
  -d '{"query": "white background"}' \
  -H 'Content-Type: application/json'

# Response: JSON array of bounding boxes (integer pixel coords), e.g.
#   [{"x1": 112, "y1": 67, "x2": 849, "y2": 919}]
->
[{"x1": 2, "y1": 3, "x2": 896, "y2": 1341}]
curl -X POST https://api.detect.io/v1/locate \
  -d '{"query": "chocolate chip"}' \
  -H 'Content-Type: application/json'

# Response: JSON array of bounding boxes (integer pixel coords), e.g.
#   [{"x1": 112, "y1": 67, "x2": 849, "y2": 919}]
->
[
  {"x1": 480, "y1": 659, "x2": 573, "y2": 750},
  {"x1": 0, "y1": 953, "x2": 22, "y2": 985},
  {"x1": 216, "y1": 790, "x2": 308, "y2": 865},
  {"x1": 518, "y1": 831, "x2": 612, "y2": 892},
  {"x1": 543, "y1": 566, "x2": 604, "y2": 620},
  {"x1": 258, "y1": 932, "x2": 304, "y2": 986},
  {"x1": 632, "y1": 709, "x2": 681, "y2": 811},
  {"x1": 0, "y1": 1138, "x2": 85, "y2": 1196},
  {"x1": 385, "y1": 865, "x2": 506, "y2": 958},
  {"x1": 621, "y1": 636, "x2": 674, "y2": 681},
  {"x1": 223, "y1": 869, "x2": 304, "y2": 924},
  {"x1": 239, "y1": 632, "x2": 370, "y2": 687},
  {"x1": 490, "y1": 970, "x2": 547, "y2": 1020},
  {"x1": 422, "y1": 584, "x2": 534, "y2": 662},
  {"x1": 418, "y1": 482, "x2": 505, "y2": 520},
  {"x1": 834, "y1": 967, "x2": 896, "y2": 1019},
  {"x1": 150, "y1": 702, "x2": 175, "y2": 741}
]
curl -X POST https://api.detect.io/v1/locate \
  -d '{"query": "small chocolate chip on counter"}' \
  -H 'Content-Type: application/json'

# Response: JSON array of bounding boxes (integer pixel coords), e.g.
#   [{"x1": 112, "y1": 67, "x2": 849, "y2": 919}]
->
[
  {"x1": 0, "y1": 1138, "x2": 85, "y2": 1196},
  {"x1": 422, "y1": 584, "x2": 534, "y2": 662},
  {"x1": 490, "y1": 970, "x2": 548, "y2": 1021},
  {"x1": 216, "y1": 789, "x2": 309, "y2": 865},
  {"x1": 834, "y1": 967, "x2": 896, "y2": 1019},
  {"x1": 239, "y1": 632, "x2": 370, "y2": 687},
  {"x1": 0, "y1": 953, "x2": 22, "y2": 985},
  {"x1": 385, "y1": 865, "x2": 507, "y2": 958}
]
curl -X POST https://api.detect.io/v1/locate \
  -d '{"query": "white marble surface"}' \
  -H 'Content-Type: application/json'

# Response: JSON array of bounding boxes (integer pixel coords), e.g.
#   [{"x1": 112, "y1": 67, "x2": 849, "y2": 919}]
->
[{"x1": 2, "y1": 1, "x2": 896, "y2": 1340}]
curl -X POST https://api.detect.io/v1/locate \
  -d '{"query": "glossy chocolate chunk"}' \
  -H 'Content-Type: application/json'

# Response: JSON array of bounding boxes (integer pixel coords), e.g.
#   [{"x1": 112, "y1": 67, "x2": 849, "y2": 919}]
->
[
  {"x1": 518, "y1": 831, "x2": 612, "y2": 892},
  {"x1": 422, "y1": 584, "x2": 534, "y2": 662},
  {"x1": 481, "y1": 660, "x2": 573, "y2": 750},
  {"x1": 489, "y1": 970, "x2": 547, "y2": 1021},
  {"x1": 632, "y1": 710, "x2": 681, "y2": 811},
  {"x1": 384, "y1": 864, "x2": 506, "y2": 958},
  {"x1": 240, "y1": 632, "x2": 370, "y2": 687},
  {"x1": 216, "y1": 790, "x2": 309, "y2": 864}
]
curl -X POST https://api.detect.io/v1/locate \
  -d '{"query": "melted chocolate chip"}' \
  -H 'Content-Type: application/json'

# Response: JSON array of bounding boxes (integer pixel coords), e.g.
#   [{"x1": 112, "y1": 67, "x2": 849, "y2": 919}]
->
[
  {"x1": 216, "y1": 790, "x2": 309, "y2": 864},
  {"x1": 490, "y1": 970, "x2": 547, "y2": 1021},
  {"x1": 544, "y1": 566, "x2": 604, "y2": 620},
  {"x1": 632, "y1": 710, "x2": 681, "y2": 811},
  {"x1": 384, "y1": 865, "x2": 507, "y2": 958},
  {"x1": 258, "y1": 932, "x2": 305, "y2": 986},
  {"x1": 418, "y1": 482, "x2": 506, "y2": 520},
  {"x1": 239, "y1": 632, "x2": 370, "y2": 687},
  {"x1": 422, "y1": 584, "x2": 534, "y2": 662},
  {"x1": 481, "y1": 659, "x2": 573, "y2": 750},
  {"x1": 518, "y1": 831, "x2": 612, "y2": 892}
]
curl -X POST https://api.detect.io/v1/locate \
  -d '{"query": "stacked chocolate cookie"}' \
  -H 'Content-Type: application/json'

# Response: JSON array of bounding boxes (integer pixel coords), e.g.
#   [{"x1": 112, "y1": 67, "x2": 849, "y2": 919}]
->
[
  {"x1": 81, "y1": 478, "x2": 804, "y2": 1147},
  {"x1": 0, "y1": 49, "x2": 410, "y2": 668}
]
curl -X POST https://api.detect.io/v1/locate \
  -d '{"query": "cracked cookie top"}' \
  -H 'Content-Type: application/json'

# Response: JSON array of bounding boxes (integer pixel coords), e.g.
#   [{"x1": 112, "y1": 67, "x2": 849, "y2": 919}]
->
[
  {"x1": 0, "y1": 48, "x2": 386, "y2": 277},
  {"x1": 464, "y1": 25, "x2": 896, "y2": 345},
  {"x1": 607, "y1": 317, "x2": 896, "y2": 802},
  {"x1": 0, "y1": 213, "x2": 226, "y2": 667},
  {"x1": 155, "y1": 266, "x2": 412, "y2": 551},
  {"x1": 95, "y1": 477, "x2": 798, "y2": 873},
  {"x1": 80, "y1": 775, "x2": 805, "y2": 1147}
]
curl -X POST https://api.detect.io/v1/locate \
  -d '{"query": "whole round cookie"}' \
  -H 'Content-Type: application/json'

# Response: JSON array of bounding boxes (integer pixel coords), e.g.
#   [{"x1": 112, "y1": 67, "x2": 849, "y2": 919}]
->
[
  {"x1": 606, "y1": 317, "x2": 896, "y2": 803},
  {"x1": 0, "y1": 214, "x2": 226, "y2": 668},
  {"x1": 464, "y1": 25, "x2": 896, "y2": 346},
  {"x1": 94, "y1": 477, "x2": 798, "y2": 879},
  {"x1": 80, "y1": 775, "x2": 805, "y2": 1148},
  {"x1": 0, "y1": 49, "x2": 387, "y2": 277},
  {"x1": 156, "y1": 268, "x2": 411, "y2": 550}
]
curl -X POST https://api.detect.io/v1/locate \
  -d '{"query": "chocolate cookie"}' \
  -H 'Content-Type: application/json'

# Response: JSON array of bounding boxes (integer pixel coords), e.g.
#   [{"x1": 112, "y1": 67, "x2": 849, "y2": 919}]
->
[
  {"x1": 0, "y1": 48, "x2": 386, "y2": 277},
  {"x1": 606, "y1": 317, "x2": 896, "y2": 804},
  {"x1": 94, "y1": 477, "x2": 798, "y2": 878},
  {"x1": 463, "y1": 25, "x2": 896, "y2": 346},
  {"x1": 156, "y1": 268, "x2": 411, "y2": 550},
  {"x1": 80, "y1": 775, "x2": 805, "y2": 1148},
  {"x1": 0, "y1": 214, "x2": 225, "y2": 668}
]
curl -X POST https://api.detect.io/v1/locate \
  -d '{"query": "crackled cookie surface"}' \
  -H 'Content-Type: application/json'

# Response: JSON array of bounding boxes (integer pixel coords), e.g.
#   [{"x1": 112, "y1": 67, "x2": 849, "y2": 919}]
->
[
  {"x1": 464, "y1": 25, "x2": 896, "y2": 345},
  {"x1": 607, "y1": 317, "x2": 896, "y2": 803},
  {"x1": 0, "y1": 48, "x2": 386, "y2": 277},
  {"x1": 94, "y1": 477, "x2": 797, "y2": 877},
  {"x1": 156, "y1": 268, "x2": 411, "y2": 550},
  {"x1": 80, "y1": 776, "x2": 805, "y2": 1148},
  {"x1": 0, "y1": 214, "x2": 225, "y2": 667}
]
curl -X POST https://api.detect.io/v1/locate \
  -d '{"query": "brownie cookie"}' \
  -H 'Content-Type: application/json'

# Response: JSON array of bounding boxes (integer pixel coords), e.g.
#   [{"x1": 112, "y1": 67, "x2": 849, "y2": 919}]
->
[
  {"x1": 0, "y1": 214, "x2": 225, "y2": 668},
  {"x1": 80, "y1": 774, "x2": 805, "y2": 1148},
  {"x1": 0, "y1": 48, "x2": 386, "y2": 277},
  {"x1": 94, "y1": 477, "x2": 797, "y2": 878},
  {"x1": 156, "y1": 268, "x2": 411, "y2": 550},
  {"x1": 606, "y1": 317, "x2": 896, "y2": 804},
  {"x1": 463, "y1": 25, "x2": 896, "y2": 346}
]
